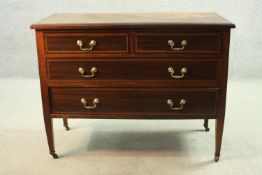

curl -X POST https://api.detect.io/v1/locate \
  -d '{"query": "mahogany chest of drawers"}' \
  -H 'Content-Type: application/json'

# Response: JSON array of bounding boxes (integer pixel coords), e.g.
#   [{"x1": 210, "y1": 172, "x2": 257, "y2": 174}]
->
[{"x1": 31, "y1": 13, "x2": 235, "y2": 161}]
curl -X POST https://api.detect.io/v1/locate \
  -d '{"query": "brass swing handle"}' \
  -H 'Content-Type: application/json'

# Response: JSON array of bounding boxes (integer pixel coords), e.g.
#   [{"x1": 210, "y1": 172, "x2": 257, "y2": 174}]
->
[
  {"x1": 168, "y1": 67, "x2": 187, "y2": 79},
  {"x1": 76, "y1": 40, "x2": 96, "y2": 51},
  {"x1": 80, "y1": 98, "x2": 100, "y2": 109},
  {"x1": 167, "y1": 99, "x2": 186, "y2": 111},
  {"x1": 168, "y1": 40, "x2": 187, "y2": 51},
  {"x1": 78, "y1": 67, "x2": 97, "y2": 78}
]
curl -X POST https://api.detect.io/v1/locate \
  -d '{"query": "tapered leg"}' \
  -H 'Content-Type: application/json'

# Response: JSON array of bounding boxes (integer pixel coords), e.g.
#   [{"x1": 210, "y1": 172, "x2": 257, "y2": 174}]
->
[
  {"x1": 44, "y1": 117, "x2": 58, "y2": 159},
  {"x1": 63, "y1": 118, "x2": 70, "y2": 131},
  {"x1": 215, "y1": 118, "x2": 225, "y2": 162},
  {"x1": 203, "y1": 119, "x2": 210, "y2": 131}
]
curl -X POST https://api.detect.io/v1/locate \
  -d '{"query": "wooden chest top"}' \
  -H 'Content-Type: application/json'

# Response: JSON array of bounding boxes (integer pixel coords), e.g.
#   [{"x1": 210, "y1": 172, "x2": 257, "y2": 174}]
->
[{"x1": 30, "y1": 13, "x2": 235, "y2": 29}]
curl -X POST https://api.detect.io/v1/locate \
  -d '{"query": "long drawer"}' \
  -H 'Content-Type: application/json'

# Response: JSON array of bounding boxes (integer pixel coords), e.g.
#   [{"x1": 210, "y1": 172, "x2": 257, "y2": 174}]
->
[
  {"x1": 47, "y1": 59, "x2": 219, "y2": 81},
  {"x1": 50, "y1": 88, "x2": 218, "y2": 115}
]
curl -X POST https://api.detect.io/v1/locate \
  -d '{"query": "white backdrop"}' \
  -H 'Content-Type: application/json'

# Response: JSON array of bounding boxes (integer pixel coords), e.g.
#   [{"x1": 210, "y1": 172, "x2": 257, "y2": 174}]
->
[{"x1": 0, "y1": 0, "x2": 261, "y2": 79}]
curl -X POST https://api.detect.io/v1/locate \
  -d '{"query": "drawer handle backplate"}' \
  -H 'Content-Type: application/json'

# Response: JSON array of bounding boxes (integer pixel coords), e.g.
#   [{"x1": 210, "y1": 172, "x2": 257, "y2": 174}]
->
[
  {"x1": 168, "y1": 40, "x2": 187, "y2": 51},
  {"x1": 168, "y1": 67, "x2": 187, "y2": 79},
  {"x1": 80, "y1": 98, "x2": 100, "y2": 109},
  {"x1": 167, "y1": 99, "x2": 186, "y2": 111},
  {"x1": 78, "y1": 67, "x2": 97, "y2": 78},
  {"x1": 77, "y1": 40, "x2": 96, "y2": 51}
]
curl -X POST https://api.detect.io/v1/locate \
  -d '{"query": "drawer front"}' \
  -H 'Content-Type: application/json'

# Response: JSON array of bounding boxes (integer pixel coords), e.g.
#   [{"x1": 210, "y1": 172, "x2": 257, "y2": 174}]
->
[
  {"x1": 45, "y1": 33, "x2": 128, "y2": 53},
  {"x1": 135, "y1": 33, "x2": 220, "y2": 53},
  {"x1": 50, "y1": 88, "x2": 218, "y2": 115},
  {"x1": 47, "y1": 59, "x2": 219, "y2": 81}
]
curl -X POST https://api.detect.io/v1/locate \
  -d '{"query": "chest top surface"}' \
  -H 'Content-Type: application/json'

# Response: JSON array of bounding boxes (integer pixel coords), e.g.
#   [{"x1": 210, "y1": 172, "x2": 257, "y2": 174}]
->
[{"x1": 30, "y1": 13, "x2": 235, "y2": 29}]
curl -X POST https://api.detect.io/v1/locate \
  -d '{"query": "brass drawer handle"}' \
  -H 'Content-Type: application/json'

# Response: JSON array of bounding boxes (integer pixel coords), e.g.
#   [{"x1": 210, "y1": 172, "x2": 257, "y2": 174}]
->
[
  {"x1": 168, "y1": 40, "x2": 187, "y2": 51},
  {"x1": 168, "y1": 67, "x2": 187, "y2": 79},
  {"x1": 80, "y1": 98, "x2": 100, "y2": 109},
  {"x1": 76, "y1": 40, "x2": 96, "y2": 51},
  {"x1": 78, "y1": 67, "x2": 97, "y2": 78},
  {"x1": 167, "y1": 99, "x2": 186, "y2": 111}
]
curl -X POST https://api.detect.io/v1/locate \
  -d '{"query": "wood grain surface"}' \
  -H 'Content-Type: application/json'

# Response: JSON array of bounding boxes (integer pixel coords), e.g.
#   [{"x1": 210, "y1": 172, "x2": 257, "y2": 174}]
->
[
  {"x1": 50, "y1": 88, "x2": 218, "y2": 115},
  {"x1": 31, "y1": 13, "x2": 235, "y2": 29},
  {"x1": 47, "y1": 59, "x2": 219, "y2": 81}
]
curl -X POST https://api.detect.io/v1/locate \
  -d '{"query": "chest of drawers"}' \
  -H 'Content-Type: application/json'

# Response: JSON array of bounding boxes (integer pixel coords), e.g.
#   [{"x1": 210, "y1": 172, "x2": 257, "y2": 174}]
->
[{"x1": 31, "y1": 13, "x2": 235, "y2": 161}]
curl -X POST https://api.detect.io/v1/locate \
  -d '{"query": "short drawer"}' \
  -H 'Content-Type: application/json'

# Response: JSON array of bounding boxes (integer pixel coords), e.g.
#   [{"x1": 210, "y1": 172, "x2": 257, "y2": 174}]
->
[
  {"x1": 44, "y1": 33, "x2": 128, "y2": 53},
  {"x1": 135, "y1": 33, "x2": 220, "y2": 53},
  {"x1": 47, "y1": 59, "x2": 219, "y2": 81},
  {"x1": 50, "y1": 88, "x2": 218, "y2": 115}
]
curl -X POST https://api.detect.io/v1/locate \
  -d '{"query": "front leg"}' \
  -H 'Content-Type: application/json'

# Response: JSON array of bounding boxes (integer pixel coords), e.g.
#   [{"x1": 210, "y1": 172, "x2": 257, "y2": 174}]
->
[
  {"x1": 44, "y1": 117, "x2": 58, "y2": 159},
  {"x1": 215, "y1": 117, "x2": 225, "y2": 162}
]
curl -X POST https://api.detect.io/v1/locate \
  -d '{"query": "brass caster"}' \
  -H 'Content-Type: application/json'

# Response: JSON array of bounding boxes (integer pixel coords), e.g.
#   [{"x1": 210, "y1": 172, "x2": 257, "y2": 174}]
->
[
  {"x1": 65, "y1": 126, "x2": 70, "y2": 131},
  {"x1": 214, "y1": 155, "x2": 220, "y2": 162},
  {"x1": 205, "y1": 127, "x2": 210, "y2": 132},
  {"x1": 50, "y1": 153, "x2": 59, "y2": 159}
]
